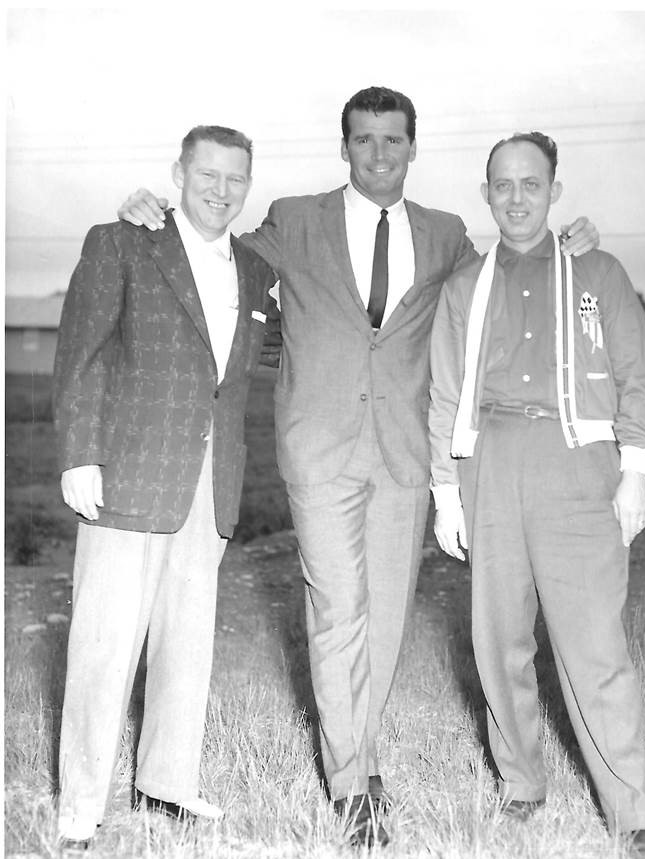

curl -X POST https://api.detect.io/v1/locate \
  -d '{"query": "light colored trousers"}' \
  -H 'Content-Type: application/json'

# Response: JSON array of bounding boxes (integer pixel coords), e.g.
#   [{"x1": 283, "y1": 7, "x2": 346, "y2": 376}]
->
[
  {"x1": 459, "y1": 411, "x2": 645, "y2": 833},
  {"x1": 286, "y1": 408, "x2": 429, "y2": 800},
  {"x1": 58, "y1": 441, "x2": 226, "y2": 838}
]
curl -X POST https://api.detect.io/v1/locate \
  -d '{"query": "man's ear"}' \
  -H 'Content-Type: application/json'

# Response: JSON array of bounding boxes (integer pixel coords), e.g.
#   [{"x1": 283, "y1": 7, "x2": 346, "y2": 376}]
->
[
  {"x1": 480, "y1": 183, "x2": 489, "y2": 204},
  {"x1": 171, "y1": 160, "x2": 184, "y2": 191},
  {"x1": 550, "y1": 180, "x2": 563, "y2": 205},
  {"x1": 341, "y1": 138, "x2": 350, "y2": 164}
]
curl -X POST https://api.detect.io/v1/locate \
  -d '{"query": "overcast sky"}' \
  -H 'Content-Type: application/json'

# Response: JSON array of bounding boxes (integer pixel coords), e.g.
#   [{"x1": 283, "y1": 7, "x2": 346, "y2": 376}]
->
[{"x1": 6, "y1": 7, "x2": 645, "y2": 297}]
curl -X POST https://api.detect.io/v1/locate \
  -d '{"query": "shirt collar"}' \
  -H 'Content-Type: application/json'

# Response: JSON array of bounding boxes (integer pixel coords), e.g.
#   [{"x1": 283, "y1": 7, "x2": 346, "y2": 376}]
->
[
  {"x1": 173, "y1": 206, "x2": 232, "y2": 260},
  {"x1": 343, "y1": 181, "x2": 406, "y2": 220},
  {"x1": 497, "y1": 230, "x2": 555, "y2": 266}
]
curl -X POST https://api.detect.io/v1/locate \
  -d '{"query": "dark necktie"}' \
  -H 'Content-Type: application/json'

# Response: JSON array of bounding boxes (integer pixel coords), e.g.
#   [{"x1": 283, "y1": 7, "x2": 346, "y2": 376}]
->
[{"x1": 367, "y1": 208, "x2": 389, "y2": 329}]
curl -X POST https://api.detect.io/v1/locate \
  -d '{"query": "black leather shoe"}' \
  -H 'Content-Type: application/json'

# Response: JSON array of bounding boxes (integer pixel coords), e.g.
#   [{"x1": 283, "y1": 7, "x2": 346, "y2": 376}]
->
[
  {"x1": 334, "y1": 793, "x2": 390, "y2": 849},
  {"x1": 501, "y1": 798, "x2": 546, "y2": 822},
  {"x1": 628, "y1": 830, "x2": 645, "y2": 857},
  {"x1": 369, "y1": 775, "x2": 392, "y2": 814},
  {"x1": 133, "y1": 789, "x2": 195, "y2": 822},
  {"x1": 58, "y1": 838, "x2": 91, "y2": 856}
]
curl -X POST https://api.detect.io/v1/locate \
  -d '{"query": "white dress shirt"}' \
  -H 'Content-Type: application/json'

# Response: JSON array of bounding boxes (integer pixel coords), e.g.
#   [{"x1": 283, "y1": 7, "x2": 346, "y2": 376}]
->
[
  {"x1": 174, "y1": 207, "x2": 239, "y2": 381},
  {"x1": 343, "y1": 181, "x2": 415, "y2": 327}
]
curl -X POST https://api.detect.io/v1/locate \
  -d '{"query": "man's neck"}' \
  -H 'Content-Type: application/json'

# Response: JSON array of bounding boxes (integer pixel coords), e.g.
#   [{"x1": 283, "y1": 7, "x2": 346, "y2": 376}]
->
[
  {"x1": 346, "y1": 180, "x2": 404, "y2": 210},
  {"x1": 499, "y1": 228, "x2": 551, "y2": 255}
]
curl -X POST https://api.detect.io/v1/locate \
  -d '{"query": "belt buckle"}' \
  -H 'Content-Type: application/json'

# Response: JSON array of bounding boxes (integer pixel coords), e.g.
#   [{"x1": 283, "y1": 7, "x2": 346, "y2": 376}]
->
[{"x1": 524, "y1": 406, "x2": 540, "y2": 419}]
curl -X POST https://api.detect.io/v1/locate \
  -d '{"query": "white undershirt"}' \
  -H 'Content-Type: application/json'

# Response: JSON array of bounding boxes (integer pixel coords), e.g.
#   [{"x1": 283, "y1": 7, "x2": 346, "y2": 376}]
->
[
  {"x1": 343, "y1": 182, "x2": 415, "y2": 326},
  {"x1": 173, "y1": 207, "x2": 239, "y2": 381}
]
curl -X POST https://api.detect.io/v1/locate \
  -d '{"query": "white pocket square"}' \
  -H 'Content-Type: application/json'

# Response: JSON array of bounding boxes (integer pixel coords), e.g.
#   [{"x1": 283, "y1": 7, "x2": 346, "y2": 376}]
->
[{"x1": 252, "y1": 310, "x2": 266, "y2": 323}]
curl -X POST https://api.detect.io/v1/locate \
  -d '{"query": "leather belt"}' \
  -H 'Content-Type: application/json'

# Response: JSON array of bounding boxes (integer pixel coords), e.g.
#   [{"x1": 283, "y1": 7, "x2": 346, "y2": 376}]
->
[{"x1": 481, "y1": 403, "x2": 560, "y2": 421}]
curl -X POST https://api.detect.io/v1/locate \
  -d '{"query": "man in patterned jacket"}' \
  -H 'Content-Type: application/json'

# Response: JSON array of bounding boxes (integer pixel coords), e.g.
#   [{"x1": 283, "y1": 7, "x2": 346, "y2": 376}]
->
[
  {"x1": 429, "y1": 132, "x2": 645, "y2": 854},
  {"x1": 53, "y1": 125, "x2": 277, "y2": 854}
]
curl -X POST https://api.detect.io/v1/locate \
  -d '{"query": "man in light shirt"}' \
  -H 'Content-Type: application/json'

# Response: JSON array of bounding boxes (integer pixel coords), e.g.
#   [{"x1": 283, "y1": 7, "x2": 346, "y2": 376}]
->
[
  {"x1": 53, "y1": 125, "x2": 276, "y2": 855},
  {"x1": 429, "y1": 132, "x2": 645, "y2": 854},
  {"x1": 117, "y1": 89, "x2": 599, "y2": 848}
]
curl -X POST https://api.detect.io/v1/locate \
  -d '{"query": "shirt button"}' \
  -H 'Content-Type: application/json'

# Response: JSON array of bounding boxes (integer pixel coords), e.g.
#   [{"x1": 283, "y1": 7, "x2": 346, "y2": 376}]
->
[
  {"x1": 370, "y1": 343, "x2": 377, "y2": 351},
  {"x1": 522, "y1": 374, "x2": 531, "y2": 382},
  {"x1": 524, "y1": 331, "x2": 532, "y2": 339},
  {"x1": 523, "y1": 290, "x2": 530, "y2": 297},
  {"x1": 360, "y1": 394, "x2": 368, "y2": 401}
]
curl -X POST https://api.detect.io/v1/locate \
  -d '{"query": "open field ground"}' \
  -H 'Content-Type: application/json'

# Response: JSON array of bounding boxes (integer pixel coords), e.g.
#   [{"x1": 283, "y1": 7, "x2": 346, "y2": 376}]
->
[{"x1": 5, "y1": 371, "x2": 645, "y2": 858}]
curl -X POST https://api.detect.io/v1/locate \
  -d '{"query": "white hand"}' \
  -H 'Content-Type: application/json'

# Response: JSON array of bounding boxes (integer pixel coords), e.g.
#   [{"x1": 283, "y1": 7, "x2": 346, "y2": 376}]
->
[
  {"x1": 434, "y1": 500, "x2": 468, "y2": 561},
  {"x1": 61, "y1": 465, "x2": 104, "y2": 521}
]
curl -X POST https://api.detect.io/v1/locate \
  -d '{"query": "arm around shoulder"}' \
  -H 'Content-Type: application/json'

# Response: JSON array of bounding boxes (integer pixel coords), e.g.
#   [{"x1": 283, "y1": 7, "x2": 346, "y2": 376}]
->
[{"x1": 239, "y1": 198, "x2": 287, "y2": 271}]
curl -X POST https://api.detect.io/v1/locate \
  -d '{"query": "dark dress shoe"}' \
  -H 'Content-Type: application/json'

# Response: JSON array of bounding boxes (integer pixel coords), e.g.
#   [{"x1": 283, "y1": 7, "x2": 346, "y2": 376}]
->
[
  {"x1": 369, "y1": 775, "x2": 393, "y2": 814},
  {"x1": 629, "y1": 830, "x2": 645, "y2": 857},
  {"x1": 58, "y1": 838, "x2": 91, "y2": 856},
  {"x1": 334, "y1": 793, "x2": 390, "y2": 849},
  {"x1": 501, "y1": 798, "x2": 546, "y2": 822},
  {"x1": 134, "y1": 789, "x2": 195, "y2": 822}
]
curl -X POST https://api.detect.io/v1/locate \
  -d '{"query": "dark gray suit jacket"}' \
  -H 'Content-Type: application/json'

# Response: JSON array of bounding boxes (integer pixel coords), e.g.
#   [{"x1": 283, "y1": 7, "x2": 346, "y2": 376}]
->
[{"x1": 53, "y1": 214, "x2": 276, "y2": 537}]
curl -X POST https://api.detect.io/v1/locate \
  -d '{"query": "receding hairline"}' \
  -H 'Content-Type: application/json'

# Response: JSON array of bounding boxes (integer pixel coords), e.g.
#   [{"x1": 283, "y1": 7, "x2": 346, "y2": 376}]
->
[{"x1": 486, "y1": 138, "x2": 556, "y2": 183}]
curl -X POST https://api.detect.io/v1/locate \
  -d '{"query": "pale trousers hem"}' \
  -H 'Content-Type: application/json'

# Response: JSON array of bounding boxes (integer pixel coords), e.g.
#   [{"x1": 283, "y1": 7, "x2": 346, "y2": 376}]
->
[
  {"x1": 57, "y1": 813, "x2": 101, "y2": 841},
  {"x1": 497, "y1": 780, "x2": 547, "y2": 805},
  {"x1": 58, "y1": 437, "x2": 226, "y2": 827},
  {"x1": 134, "y1": 777, "x2": 202, "y2": 806}
]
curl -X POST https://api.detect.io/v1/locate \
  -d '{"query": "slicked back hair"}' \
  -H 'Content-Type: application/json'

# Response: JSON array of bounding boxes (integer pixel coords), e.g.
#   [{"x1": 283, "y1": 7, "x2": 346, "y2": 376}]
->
[
  {"x1": 486, "y1": 131, "x2": 558, "y2": 183},
  {"x1": 179, "y1": 125, "x2": 253, "y2": 171},
  {"x1": 341, "y1": 86, "x2": 417, "y2": 143}
]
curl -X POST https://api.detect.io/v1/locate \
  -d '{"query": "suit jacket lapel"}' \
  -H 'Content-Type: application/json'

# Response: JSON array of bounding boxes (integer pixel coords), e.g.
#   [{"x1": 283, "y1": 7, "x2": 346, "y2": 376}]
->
[
  {"x1": 146, "y1": 213, "x2": 213, "y2": 355},
  {"x1": 378, "y1": 201, "x2": 437, "y2": 338},
  {"x1": 319, "y1": 188, "x2": 372, "y2": 324}
]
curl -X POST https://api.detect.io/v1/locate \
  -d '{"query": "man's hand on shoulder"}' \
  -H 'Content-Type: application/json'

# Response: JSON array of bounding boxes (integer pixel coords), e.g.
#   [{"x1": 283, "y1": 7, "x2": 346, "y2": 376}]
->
[
  {"x1": 61, "y1": 465, "x2": 104, "y2": 521},
  {"x1": 612, "y1": 470, "x2": 645, "y2": 547},
  {"x1": 117, "y1": 189, "x2": 168, "y2": 230},
  {"x1": 560, "y1": 217, "x2": 600, "y2": 257}
]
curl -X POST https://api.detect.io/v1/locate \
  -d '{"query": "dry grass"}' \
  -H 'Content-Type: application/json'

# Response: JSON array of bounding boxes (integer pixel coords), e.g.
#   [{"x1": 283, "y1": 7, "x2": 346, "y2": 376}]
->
[
  {"x1": 5, "y1": 598, "x2": 644, "y2": 857},
  {"x1": 5, "y1": 371, "x2": 645, "y2": 857}
]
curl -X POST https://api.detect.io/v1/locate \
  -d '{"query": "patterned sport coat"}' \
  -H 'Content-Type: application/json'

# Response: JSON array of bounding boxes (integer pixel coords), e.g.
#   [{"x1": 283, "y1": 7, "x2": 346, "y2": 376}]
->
[{"x1": 53, "y1": 214, "x2": 276, "y2": 537}]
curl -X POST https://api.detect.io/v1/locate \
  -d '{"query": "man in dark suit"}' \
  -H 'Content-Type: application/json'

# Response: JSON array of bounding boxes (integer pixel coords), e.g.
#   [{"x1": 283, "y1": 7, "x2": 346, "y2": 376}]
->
[
  {"x1": 53, "y1": 125, "x2": 276, "y2": 854},
  {"x1": 117, "y1": 88, "x2": 598, "y2": 848}
]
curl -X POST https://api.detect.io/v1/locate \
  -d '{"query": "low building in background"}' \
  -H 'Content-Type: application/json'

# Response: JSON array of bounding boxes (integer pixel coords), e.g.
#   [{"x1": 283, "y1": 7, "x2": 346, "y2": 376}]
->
[{"x1": 5, "y1": 294, "x2": 65, "y2": 374}]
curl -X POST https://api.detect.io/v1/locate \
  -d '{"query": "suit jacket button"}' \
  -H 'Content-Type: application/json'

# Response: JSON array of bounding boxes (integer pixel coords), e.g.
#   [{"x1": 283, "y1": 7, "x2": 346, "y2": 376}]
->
[
  {"x1": 213, "y1": 390, "x2": 219, "y2": 399},
  {"x1": 201, "y1": 431, "x2": 210, "y2": 441},
  {"x1": 360, "y1": 394, "x2": 368, "y2": 401}
]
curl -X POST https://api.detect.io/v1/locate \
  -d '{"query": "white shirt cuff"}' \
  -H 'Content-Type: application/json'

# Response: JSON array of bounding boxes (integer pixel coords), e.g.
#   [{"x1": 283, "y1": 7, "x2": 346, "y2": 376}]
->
[
  {"x1": 620, "y1": 445, "x2": 645, "y2": 474},
  {"x1": 430, "y1": 483, "x2": 461, "y2": 508}
]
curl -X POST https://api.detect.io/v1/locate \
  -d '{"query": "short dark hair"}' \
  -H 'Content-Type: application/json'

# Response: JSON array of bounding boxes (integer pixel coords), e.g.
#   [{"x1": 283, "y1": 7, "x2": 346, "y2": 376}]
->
[
  {"x1": 486, "y1": 131, "x2": 558, "y2": 183},
  {"x1": 341, "y1": 86, "x2": 417, "y2": 143},
  {"x1": 179, "y1": 125, "x2": 253, "y2": 170}
]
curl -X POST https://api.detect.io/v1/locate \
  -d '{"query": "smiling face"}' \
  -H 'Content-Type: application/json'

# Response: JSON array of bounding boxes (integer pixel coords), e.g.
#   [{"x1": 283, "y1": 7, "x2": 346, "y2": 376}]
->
[
  {"x1": 341, "y1": 109, "x2": 416, "y2": 208},
  {"x1": 482, "y1": 140, "x2": 562, "y2": 253},
  {"x1": 172, "y1": 140, "x2": 251, "y2": 240}
]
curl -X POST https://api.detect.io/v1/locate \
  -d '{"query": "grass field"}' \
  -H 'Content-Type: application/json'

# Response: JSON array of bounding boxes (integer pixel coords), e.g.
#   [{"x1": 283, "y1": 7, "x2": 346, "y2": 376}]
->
[{"x1": 5, "y1": 371, "x2": 645, "y2": 857}]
